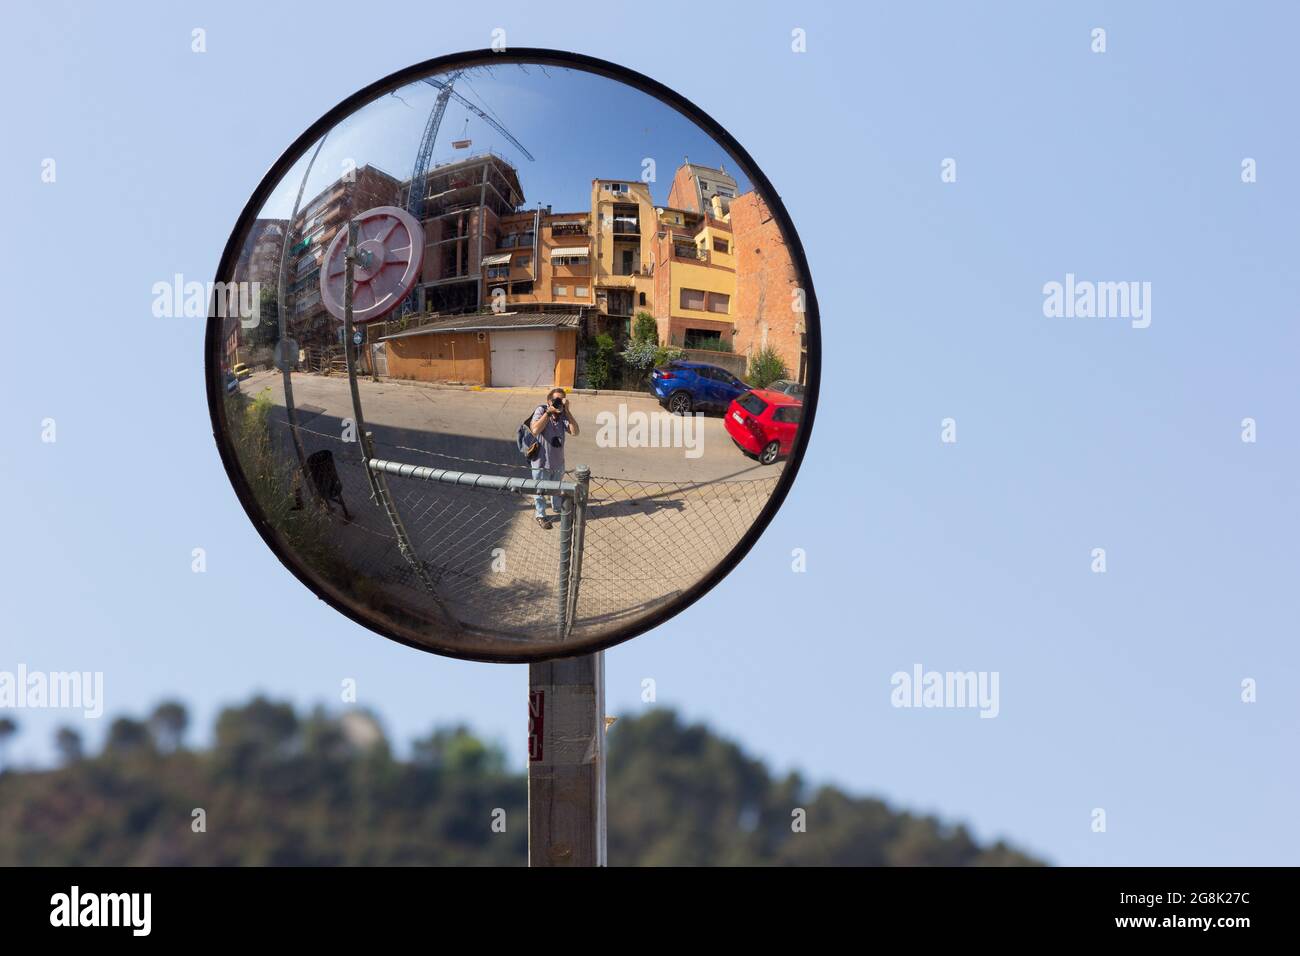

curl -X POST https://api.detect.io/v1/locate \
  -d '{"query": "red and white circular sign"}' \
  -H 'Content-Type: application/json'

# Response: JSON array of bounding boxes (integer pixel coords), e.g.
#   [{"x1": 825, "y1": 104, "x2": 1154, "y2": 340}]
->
[{"x1": 320, "y1": 205, "x2": 425, "y2": 323}]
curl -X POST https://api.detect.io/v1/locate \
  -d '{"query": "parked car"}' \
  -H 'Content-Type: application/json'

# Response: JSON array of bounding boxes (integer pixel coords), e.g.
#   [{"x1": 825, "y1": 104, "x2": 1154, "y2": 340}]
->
[
  {"x1": 224, "y1": 370, "x2": 239, "y2": 393},
  {"x1": 724, "y1": 389, "x2": 803, "y2": 465},
  {"x1": 650, "y1": 360, "x2": 749, "y2": 415},
  {"x1": 765, "y1": 379, "x2": 806, "y2": 401},
  {"x1": 231, "y1": 362, "x2": 253, "y2": 381}
]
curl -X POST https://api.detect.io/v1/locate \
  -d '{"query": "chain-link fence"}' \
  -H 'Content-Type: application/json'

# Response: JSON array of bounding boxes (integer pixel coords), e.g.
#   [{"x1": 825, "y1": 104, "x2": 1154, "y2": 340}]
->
[{"x1": 247, "y1": 405, "x2": 777, "y2": 650}]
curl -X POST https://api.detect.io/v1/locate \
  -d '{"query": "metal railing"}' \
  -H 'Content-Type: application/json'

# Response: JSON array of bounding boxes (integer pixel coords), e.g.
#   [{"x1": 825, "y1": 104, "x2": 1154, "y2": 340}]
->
[
  {"x1": 251, "y1": 415, "x2": 778, "y2": 646},
  {"x1": 366, "y1": 458, "x2": 591, "y2": 639}
]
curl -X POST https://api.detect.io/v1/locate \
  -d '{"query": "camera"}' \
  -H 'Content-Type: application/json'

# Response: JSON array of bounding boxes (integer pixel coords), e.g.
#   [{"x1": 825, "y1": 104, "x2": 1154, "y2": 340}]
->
[{"x1": 551, "y1": 397, "x2": 565, "y2": 411}]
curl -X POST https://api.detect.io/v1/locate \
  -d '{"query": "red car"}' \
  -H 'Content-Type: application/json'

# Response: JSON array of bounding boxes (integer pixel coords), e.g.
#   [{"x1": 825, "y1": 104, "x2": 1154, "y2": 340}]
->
[{"x1": 724, "y1": 389, "x2": 803, "y2": 465}]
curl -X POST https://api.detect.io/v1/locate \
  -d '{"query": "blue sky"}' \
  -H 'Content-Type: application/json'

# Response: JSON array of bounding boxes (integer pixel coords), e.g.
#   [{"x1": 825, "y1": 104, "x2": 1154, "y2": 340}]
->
[
  {"x1": 258, "y1": 66, "x2": 752, "y2": 221},
  {"x1": 2, "y1": 1, "x2": 1298, "y2": 867}
]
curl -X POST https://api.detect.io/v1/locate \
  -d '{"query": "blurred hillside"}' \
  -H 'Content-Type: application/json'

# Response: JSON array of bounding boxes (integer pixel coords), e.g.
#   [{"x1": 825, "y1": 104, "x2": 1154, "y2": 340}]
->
[{"x1": 0, "y1": 700, "x2": 1043, "y2": 866}]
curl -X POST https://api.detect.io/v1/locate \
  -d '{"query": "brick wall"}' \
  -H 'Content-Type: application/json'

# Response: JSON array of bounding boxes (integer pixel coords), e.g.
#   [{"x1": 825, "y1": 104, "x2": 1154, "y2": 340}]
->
[{"x1": 729, "y1": 191, "x2": 806, "y2": 383}]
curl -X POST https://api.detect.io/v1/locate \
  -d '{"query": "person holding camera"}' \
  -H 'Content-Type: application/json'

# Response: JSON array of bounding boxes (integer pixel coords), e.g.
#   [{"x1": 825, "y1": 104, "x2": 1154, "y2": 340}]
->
[{"x1": 528, "y1": 387, "x2": 579, "y2": 529}]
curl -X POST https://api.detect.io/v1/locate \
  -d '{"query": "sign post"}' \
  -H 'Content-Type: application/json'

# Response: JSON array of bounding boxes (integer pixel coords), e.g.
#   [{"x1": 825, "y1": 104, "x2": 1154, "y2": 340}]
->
[{"x1": 528, "y1": 652, "x2": 606, "y2": 866}]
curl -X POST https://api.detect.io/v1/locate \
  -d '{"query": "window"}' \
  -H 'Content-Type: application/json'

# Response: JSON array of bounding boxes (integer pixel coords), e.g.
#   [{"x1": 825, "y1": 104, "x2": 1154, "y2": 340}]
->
[
  {"x1": 620, "y1": 249, "x2": 635, "y2": 275},
  {"x1": 554, "y1": 286, "x2": 570, "y2": 297},
  {"x1": 684, "y1": 329, "x2": 723, "y2": 350},
  {"x1": 515, "y1": 255, "x2": 531, "y2": 270},
  {"x1": 737, "y1": 393, "x2": 767, "y2": 416},
  {"x1": 773, "y1": 406, "x2": 803, "y2": 425},
  {"x1": 602, "y1": 182, "x2": 629, "y2": 194},
  {"x1": 712, "y1": 238, "x2": 729, "y2": 254},
  {"x1": 680, "y1": 288, "x2": 706, "y2": 311},
  {"x1": 639, "y1": 292, "x2": 647, "y2": 306},
  {"x1": 717, "y1": 188, "x2": 734, "y2": 198},
  {"x1": 486, "y1": 265, "x2": 509, "y2": 280},
  {"x1": 511, "y1": 280, "x2": 534, "y2": 295},
  {"x1": 701, "y1": 182, "x2": 709, "y2": 191},
  {"x1": 574, "y1": 286, "x2": 588, "y2": 297},
  {"x1": 607, "y1": 290, "x2": 633, "y2": 316},
  {"x1": 707, "y1": 292, "x2": 730, "y2": 314}
]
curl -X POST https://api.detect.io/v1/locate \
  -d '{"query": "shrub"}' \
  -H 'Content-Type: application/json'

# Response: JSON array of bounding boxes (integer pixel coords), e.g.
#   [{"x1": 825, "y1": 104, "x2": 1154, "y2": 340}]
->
[
  {"x1": 619, "y1": 339, "x2": 683, "y2": 390},
  {"x1": 224, "y1": 389, "x2": 343, "y2": 588},
  {"x1": 619, "y1": 339, "x2": 658, "y2": 374},
  {"x1": 585, "y1": 333, "x2": 617, "y2": 389},
  {"x1": 747, "y1": 346, "x2": 787, "y2": 389},
  {"x1": 632, "y1": 312, "x2": 658, "y2": 344},
  {"x1": 653, "y1": 345, "x2": 684, "y2": 368}
]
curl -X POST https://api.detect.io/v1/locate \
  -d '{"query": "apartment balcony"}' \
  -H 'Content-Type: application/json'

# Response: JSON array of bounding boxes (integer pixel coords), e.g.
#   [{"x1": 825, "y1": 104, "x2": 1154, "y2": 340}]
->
[
  {"x1": 550, "y1": 264, "x2": 592, "y2": 279},
  {"x1": 496, "y1": 233, "x2": 535, "y2": 250},
  {"x1": 597, "y1": 273, "x2": 638, "y2": 290}
]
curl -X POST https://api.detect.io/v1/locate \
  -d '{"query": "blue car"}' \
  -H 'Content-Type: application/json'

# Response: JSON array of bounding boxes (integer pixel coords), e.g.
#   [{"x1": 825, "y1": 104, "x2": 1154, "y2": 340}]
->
[{"x1": 650, "y1": 360, "x2": 749, "y2": 415}]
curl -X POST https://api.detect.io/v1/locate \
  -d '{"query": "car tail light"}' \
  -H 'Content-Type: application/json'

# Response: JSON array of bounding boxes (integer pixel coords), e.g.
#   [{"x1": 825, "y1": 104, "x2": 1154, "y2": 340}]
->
[{"x1": 657, "y1": 370, "x2": 675, "y2": 380}]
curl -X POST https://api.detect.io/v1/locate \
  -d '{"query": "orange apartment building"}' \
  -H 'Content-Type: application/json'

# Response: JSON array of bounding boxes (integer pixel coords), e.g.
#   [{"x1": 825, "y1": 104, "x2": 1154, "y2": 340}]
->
[
  {"x1": 376, "y1": 155, "x2": 586, "y2": 388},
  {"x1": 311, "y1": 154, "x2": 806, "y2": 390},
  {"x1": 590, "y1": 179, "x2": 656, "y2": 339},
  {"x1": 481, "y1": 206, "x2": 596, "y2": 314}
]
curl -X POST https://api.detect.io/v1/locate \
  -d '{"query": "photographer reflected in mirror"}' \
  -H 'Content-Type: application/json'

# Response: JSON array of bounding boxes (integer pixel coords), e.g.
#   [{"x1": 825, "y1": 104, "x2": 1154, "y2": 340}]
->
[{"x1": 528, "y1": 387, "x2": 579, "y2": 530}]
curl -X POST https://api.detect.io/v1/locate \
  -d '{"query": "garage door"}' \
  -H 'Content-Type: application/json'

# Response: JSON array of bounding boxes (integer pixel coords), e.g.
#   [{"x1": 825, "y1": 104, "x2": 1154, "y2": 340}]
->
[{"x1": 490, "y1": 330, "x2": 557, "y2": 387}]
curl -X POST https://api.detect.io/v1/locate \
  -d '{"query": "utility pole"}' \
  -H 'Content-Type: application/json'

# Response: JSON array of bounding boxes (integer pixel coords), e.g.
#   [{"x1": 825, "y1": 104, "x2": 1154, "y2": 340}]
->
[{"x1": 528, "y1": 652, "x2": 606, "y2": 866}]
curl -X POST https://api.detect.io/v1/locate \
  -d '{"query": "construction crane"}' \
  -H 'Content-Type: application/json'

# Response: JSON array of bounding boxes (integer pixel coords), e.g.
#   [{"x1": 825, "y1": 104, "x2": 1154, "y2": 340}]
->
[{"x1": 405, "y1": 70, "x2": 535, "y2": 222}]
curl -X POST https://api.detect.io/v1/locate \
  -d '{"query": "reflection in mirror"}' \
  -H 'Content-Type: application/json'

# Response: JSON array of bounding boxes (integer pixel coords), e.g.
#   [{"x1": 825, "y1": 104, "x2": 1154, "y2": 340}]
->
[{"x1": 213, "y1": 59, "x2": 814, "y2": 659}]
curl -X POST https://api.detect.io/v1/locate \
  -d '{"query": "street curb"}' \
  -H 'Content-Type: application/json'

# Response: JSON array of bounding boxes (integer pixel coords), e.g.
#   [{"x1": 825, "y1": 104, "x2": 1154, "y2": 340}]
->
[{"x1": 319, "y1": 374, "x2": 650, "y2": 400}]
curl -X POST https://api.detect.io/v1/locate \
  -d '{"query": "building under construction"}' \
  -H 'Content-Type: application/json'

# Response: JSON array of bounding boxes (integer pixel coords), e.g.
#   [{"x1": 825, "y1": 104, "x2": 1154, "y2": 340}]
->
[
  {"x1": 411, "y1": 152, "x2": 525, "y2": 315},
  {"x1": 286, "y1": 164, "x2": 404, "y2": 347}
]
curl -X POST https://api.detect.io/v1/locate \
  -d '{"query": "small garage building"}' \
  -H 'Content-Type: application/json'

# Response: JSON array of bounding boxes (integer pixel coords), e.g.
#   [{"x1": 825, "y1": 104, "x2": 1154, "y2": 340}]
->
[{"x1": 379, "y1": 312, "x2": 579, "y2": 388}]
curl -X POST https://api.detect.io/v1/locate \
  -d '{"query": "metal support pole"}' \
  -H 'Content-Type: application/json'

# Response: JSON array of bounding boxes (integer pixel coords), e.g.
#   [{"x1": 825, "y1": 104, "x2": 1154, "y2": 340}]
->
[
  {"x1": 556, "y1": 491, "x2": 574, "y2": 642},
  {"x1": 528, "y1": 652, "x2": 606, "y2": 867},
  {"x1": 341, "y1": 222, "x2": 381, "y2": 503},
  {"x1": 273, "y1": 135, "x2": 328, "y2": 487},
  {"x1": 342, "y1": 221, "x2": 455, "y2": 627},
  {"x1": 566, "y1": 465, "x2": 591, "y2": 634}
]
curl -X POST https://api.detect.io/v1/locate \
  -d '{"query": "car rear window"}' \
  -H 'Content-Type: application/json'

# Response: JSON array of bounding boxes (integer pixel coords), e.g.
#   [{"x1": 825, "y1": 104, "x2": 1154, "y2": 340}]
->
[{"x1": 737, "y1": 393, "x2": 767, "y2": 415}]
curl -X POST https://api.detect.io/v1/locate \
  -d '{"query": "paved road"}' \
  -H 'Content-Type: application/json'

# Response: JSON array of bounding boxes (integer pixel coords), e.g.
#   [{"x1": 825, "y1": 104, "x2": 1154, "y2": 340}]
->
[
  {"x1": 243, "y1": 369, "x2": 784, "y2": 483},
  {"x1": 233, "y1": 369, "x2": 785, "y2": 650}
]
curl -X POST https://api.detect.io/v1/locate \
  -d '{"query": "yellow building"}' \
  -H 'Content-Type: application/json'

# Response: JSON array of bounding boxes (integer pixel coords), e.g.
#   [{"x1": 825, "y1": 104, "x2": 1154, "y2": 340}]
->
[
  {"x1": 651, "y1": 205, "x2": 736, "y2": 350},
  {"x1": 590, "y1": 179, "x2": 657, "y2": 338}
]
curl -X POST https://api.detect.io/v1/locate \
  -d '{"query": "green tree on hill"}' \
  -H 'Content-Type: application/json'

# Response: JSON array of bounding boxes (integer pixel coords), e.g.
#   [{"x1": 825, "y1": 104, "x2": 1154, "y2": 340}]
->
[{"x1": 0, "y1": 698, "x2": 1043, "y2": 867}]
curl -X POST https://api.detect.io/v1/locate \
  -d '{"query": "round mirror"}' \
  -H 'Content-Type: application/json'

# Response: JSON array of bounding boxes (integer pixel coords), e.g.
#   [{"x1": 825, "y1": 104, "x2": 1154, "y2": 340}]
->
[{"x1": 206, "y1": 51, "x2": 819, "y2": 661}]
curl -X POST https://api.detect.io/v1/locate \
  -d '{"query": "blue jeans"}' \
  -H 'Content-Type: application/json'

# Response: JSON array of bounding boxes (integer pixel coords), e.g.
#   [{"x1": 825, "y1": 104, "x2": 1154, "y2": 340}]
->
[{"x1": 531, "y1": 465, "x2": 565, "y2": 518}]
